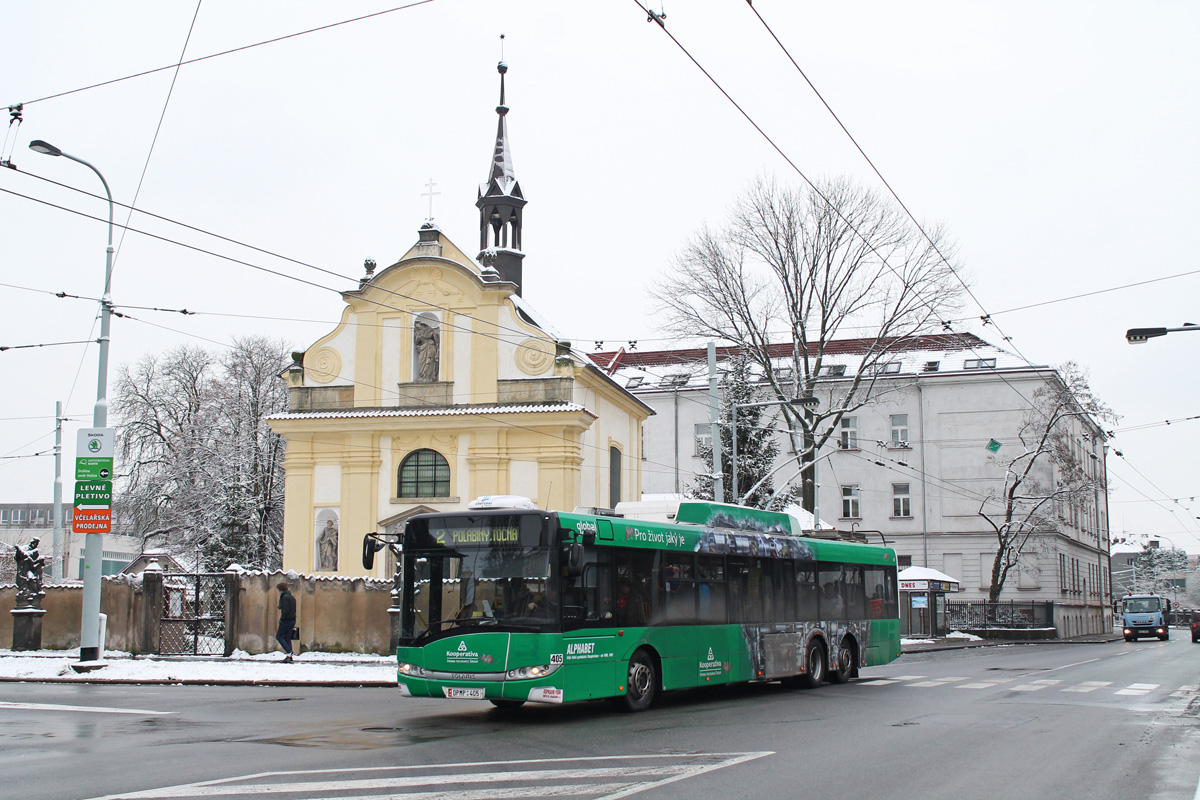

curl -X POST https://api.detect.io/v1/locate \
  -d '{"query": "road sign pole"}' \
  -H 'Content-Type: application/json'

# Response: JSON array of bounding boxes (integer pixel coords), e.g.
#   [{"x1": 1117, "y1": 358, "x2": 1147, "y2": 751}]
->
[{"x1": 75, "y1": 428, "x2": 114, "y2": 664}]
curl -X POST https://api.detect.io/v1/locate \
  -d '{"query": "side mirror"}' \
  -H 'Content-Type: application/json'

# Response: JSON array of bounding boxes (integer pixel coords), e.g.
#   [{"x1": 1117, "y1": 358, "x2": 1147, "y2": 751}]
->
[
  {"x1": 564, "y1": 542, "x2": 585, "y2": 576},
  {"x1": 362, "y1": 535, "x2": 386, "y2": 570}
]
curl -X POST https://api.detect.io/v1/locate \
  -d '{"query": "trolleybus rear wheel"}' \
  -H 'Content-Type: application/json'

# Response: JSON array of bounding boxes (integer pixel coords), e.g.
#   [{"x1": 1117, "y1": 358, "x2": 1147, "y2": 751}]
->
[
  {"x1": 827, "y1": 638, "x2": 856, "y2": 684},
  {"x1": 798, "y1": 639, "x2": 826, "y2": 689}
]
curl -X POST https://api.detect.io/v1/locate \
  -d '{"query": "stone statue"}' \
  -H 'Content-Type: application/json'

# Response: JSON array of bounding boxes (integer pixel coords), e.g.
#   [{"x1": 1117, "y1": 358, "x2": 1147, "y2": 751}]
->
[
  {"x1": 317, "y1": 519, "x2": 338, "y2": 571},
  {"x1": 413, "y1": 318, "x2": 440, "y2": 383},
  {"x1": 14, "y1": 537, "x2": 46, "y2": 609}
]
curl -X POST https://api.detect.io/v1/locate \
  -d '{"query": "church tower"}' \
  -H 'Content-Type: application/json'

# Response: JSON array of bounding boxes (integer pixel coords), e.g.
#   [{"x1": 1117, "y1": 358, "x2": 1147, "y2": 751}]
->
[{"x1": 476, "y1": 60, "x2": 527, "y2": 295}]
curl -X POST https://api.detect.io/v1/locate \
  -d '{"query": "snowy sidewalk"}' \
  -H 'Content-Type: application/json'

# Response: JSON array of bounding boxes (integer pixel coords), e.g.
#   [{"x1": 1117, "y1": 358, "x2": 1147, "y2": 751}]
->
[{"x1": 0, "y1": 648, "x2": 397, "y2": 686}]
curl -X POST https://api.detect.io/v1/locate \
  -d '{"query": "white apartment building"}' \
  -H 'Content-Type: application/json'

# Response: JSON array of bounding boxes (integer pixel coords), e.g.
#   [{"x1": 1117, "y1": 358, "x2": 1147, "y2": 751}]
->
[
  {"x1": 0, "y1": 503, "x2": 141, "y2": 581},
  {"x1": 593, "y1": 333, "x2": 1113, "y2": 637}
]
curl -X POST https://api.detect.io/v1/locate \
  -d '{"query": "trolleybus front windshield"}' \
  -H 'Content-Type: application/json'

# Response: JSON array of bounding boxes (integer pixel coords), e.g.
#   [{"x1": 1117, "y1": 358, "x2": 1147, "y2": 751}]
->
[{"x1": 400, "y1": 514, "x2": 559, "y2": 643}]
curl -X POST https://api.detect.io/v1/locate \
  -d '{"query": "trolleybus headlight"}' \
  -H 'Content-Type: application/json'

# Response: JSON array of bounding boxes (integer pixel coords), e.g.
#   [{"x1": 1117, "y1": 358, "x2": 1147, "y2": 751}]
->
[
  {"x1": 398, "y1": 662, "x2": 425, "y2": 677},
  {"x1": 506, "y1": 664, "x2": 553, "y2": 680}
]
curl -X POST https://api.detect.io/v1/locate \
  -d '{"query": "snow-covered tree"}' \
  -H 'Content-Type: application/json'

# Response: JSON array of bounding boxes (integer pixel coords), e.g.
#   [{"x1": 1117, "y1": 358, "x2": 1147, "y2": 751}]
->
[
  {"x1": 979, "y1": 362, "x2": 1117, "y2": 602},
  {"x1": 689, "y1": 356, "x2": 801, "y2": 510},
  {"x1": 1128, "y1": 547, "x2": 1189, "y2": 596},
  {"x1": 113, "y1": 336, "x2": 290, "y2": 570},
  {"x1": 655, "y1": 175, "x2": 965, "y2": 515}
]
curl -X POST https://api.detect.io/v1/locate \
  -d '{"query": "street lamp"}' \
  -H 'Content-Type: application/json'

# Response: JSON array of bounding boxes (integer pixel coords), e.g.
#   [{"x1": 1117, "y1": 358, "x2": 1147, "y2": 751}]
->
[
  {"x1": 1126, "y1": 324, "x2": 1200, "y2": 344},
  {"x1": 731, "y1": 395, "x2": 819, "y2": 506},
  {"x1": 29, "y1": 138, "x2": 114, "y2": 664}
]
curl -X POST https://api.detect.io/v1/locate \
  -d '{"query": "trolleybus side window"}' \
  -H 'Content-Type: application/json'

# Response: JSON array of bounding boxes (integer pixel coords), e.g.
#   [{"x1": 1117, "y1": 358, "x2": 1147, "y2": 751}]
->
[
  {"x1": 697, "y1": 555, "x2": 726, "y2": 623},
  {"x1": 614, "y1": 549, "x2": 653, "y2": 626},
  {"x1": 796, "y1": 562, "x2": 820, "y2": 622},
  {"x1": 864, "y1": 565, "x2": 899, "y2": 619}
]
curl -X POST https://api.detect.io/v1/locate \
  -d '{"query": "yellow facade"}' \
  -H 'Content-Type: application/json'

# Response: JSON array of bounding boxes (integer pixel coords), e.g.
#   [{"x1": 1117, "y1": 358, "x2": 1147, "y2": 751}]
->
[{"x1": 267, "y1": 226, "x2": 652, "y2": 577}]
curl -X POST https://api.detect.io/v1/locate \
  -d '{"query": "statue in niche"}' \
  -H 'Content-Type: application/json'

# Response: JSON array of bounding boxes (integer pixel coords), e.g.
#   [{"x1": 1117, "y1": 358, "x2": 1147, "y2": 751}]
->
[
  {"x1": 317, "y1": 518, "x2": 339, "y2": 571},
  {"x1": 413, "y1": 318, "x2": 440, "y2": 383},
  {"x1": 14, "y1": 537, "x2": 46, "y2": 609}
]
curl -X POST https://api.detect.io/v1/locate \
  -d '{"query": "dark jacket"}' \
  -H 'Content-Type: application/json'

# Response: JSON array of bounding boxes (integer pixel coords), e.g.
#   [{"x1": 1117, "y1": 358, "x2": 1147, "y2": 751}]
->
[{"x1": 278, "y1": 590, "x2": 296, "y2": 622}]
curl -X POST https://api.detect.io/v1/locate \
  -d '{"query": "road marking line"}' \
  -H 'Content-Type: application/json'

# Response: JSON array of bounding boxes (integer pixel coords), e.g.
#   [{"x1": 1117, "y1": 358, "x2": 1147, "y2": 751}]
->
[
  {"x1": 1127, "y1": 683, "x2": 1160, "y2": 690},
  {"x1": 889, "y1": 675, "x2": 926, "y2": 681},
  {"x1": 80, "y1": 753, "x2": 775, "y2": 800},
  {"x1": 1044, "y1": 657, "x2": 1099, "y2": 673},
  {"x1": 859, "y1": 680, "x2": 898, "y2": 686},
  {"x1": 1011, "y1": 685, "x2": 1047, "y2": 692},
  {"x1": 1080, "y1": 681, "x2": 1112, "y2": 687},
  {"x1": 1062, "y1": 686, "x2": 1099, "y2": 693},
  {"x1": 1031, "y1": 679, "x2": 1063, "y2": 685},
  {"x1": 909, "y1": 681, "x2": 946, "y2": 687},
  {"x1": 956, "y1": 683, "x2": 996, "y2": 689},
  {"x1": 1116, "y1": 689, "x2": 1151, "y2": 696},
  {"x1": 0, "y1": 701, "x2": 172, "y2": 716}
]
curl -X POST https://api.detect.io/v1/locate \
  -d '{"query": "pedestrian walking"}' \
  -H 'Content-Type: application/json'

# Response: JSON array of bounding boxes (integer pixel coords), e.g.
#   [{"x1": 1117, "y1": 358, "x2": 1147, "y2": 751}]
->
[{"x1": 276, "y1": 582, "x2": 297, "y2": 662}]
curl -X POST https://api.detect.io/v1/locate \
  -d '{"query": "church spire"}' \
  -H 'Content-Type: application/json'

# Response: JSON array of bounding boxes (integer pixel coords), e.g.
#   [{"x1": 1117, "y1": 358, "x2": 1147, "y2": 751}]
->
[{"x1": 477, "y1": 60, "x2": 527, "y2": 294}]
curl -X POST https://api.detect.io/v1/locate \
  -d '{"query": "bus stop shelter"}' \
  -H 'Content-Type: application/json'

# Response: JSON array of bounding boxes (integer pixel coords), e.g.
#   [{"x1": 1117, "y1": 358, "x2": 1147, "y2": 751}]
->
[{"x1": 899, "y1": 566, "x2": 960, "y2": 637}]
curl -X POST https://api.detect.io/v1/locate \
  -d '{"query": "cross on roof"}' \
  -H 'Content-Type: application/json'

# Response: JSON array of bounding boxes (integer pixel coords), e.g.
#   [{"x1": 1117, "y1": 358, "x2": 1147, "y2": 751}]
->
[{"x1": 422, "y1": 179, "x2": 440, "y2": 220}]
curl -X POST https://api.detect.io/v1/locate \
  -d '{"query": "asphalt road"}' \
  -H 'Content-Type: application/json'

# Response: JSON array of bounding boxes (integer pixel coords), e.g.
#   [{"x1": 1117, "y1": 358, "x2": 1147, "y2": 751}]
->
[{"x1": 2, "y1": 636, "x2": 1198, "y2": 800}]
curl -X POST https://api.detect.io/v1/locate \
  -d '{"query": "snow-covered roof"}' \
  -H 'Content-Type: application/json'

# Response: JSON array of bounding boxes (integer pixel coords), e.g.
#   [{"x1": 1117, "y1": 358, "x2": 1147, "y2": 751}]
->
[
  {"x1": 269, "y1": 403, "x2": 594, "y2": 421},
  {"x1": 593, "y1": 334, "x2": 1034, "y2": 394},
  {"x1": 898, "y1": 566, "x2": 962, "y2": 585}
]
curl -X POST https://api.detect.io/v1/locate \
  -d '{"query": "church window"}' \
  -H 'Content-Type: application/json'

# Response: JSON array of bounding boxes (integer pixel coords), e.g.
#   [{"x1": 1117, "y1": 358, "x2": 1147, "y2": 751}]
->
[
  {"x1": 398, "y1": 449, "x2": 450, "y2": 498},
  {"x1": 609, "y1": 446, "x2": 622, "y2": 508}
]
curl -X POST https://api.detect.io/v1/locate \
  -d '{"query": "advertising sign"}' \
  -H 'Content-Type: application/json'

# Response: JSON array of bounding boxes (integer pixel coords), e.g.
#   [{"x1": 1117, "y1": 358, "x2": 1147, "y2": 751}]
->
[
  {"x1": 76, "y1": 427, "x2": 115, "y2": 481},
  {"x1": 73, "y1": 480, "x2": 112, "y2": 534}
]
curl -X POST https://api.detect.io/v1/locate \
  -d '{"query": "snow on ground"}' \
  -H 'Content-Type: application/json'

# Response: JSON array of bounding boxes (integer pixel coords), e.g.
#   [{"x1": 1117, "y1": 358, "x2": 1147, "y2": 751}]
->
[
  {"x1": 0, "y1": 648, "x2": 397, "y2": 684},
  {"x1": 945, "y1": 631, "x2": 984, "y2": 641}
]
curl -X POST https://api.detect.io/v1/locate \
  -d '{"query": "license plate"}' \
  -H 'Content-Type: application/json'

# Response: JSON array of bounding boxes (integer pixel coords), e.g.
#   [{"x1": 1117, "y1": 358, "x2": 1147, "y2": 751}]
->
[{"x1": 443, "y1": 687, "x2": 485, "y2": 700}]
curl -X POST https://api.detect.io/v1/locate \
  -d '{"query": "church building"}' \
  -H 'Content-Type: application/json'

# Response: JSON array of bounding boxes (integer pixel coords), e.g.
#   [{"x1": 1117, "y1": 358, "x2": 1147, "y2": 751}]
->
[{"x1": 267, "y1": 62, "x2": 652, "y2": 578}]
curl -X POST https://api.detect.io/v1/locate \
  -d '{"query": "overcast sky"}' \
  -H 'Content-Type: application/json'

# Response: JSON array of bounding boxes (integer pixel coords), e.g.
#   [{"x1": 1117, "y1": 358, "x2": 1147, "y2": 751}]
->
[{"x1": 2, "y1": 1, "x2": 1197, "y2": 548}]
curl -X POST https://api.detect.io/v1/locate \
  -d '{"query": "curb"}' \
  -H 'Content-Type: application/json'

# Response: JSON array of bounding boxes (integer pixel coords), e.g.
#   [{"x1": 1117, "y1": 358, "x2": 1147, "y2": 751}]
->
[
  {"x1": 0, "y1": 676, "x2": 396, "y2": 687},
  {"x1": 902, "y1": 634, "x2": 1126, "y2": 654}
]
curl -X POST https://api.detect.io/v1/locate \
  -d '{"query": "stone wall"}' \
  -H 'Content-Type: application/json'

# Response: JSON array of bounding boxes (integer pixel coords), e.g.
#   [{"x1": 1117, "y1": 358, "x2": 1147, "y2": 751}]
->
[{"x1": 1, "y1": 569, "x2": 395, "y2": 655}]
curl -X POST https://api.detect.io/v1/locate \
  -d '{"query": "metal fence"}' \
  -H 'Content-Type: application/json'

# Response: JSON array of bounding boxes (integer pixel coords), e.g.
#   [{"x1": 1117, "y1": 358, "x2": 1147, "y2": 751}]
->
[
  {"x1": 160, "y1": 573, "x2": 226, "y2": 655},
  {"x1": 945, "y1": 600, "x2": 1055, "y2": 630}
]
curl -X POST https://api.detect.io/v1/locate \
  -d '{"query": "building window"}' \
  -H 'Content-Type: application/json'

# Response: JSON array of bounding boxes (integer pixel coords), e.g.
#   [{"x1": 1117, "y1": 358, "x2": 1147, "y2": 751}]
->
[
  {"x1": 774, "y1": 366, "x2": 794, "y2": 382},
  {"x1": 610, "y1": 446, "x2": 622, "y2": 508},
  {"x1": 817, "y1": 364, "x2": 847, "y2": 377},
  {"x1": 841, "y1": 485, "x2": 860, "y2": 518},
  {"x1": 964, "y1": 358, "x2": 997, "y2": 370},
  {"x1": 890, "y1": 414, "x2": 909, "y2": 447},
  {"x1": 923, "y1": 361, "x2": 940, "y2": 372},
  {"x1": 694, "y1": 423, "x2": 712, "y2": 456},
  {"x1": 838, "y1": 417, "x2": 858, "y2": 450},
  {"x1": 892, "y1": 483, "x2": 911, "y2": 518},
  {"x1": 870, "y1": 361, "x2": 901, "y2": 375},
  {"x1": 662, "y1": 374, "x2": 690, "y2": 388},
  {"x1": 897, "y1": 554, "x2": 912, "y2": 568},
  {"x1": 397, "y1": 449, "x2": 450, "y2": 498},
  {"x1": 625, "y1": 376, "x2": 644, "y2": 389}
]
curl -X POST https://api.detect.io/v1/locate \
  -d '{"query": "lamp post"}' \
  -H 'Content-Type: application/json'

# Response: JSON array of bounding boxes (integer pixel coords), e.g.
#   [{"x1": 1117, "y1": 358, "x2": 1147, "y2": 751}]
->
[
  {"x1": 29, "y1": 139, "x2": 114, "y2": 664},
  {"x1": 1126, "y1": 324, "x2": 1200, "y2": 344},
  {"x1": 731, "y1": 395, "x2": 819, "y2": 506}
]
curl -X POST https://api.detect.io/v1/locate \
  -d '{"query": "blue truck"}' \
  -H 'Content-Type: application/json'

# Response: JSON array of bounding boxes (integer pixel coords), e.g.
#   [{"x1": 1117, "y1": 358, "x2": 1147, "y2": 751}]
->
[{"x1": 1120, "y1": 593, "x2": 1171, "y2": 641}]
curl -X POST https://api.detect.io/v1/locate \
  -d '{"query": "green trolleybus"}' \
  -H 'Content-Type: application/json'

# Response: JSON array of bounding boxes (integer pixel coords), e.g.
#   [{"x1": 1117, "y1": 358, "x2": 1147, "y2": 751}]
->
[{"x1": 363, "y1": 499, "x2": 901, "y2": 712}]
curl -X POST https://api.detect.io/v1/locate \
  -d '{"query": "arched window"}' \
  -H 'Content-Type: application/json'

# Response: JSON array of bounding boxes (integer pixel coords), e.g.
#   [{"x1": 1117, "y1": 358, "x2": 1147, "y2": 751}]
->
[{"x1": 398, "y1": 449, "x2": 450, "y2": 498}]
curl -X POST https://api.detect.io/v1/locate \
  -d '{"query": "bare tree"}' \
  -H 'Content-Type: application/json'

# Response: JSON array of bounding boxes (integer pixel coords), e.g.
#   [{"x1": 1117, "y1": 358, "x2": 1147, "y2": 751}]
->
[
  {"x1": 655, "y1": 176, "x2": 966, "y2": 511},
  {"x1": 979, "y1": 362, "x2": 1117, "y2": 601},
  {"x1": 113, "y1": 336, "x2": 290, "y2": 570}
]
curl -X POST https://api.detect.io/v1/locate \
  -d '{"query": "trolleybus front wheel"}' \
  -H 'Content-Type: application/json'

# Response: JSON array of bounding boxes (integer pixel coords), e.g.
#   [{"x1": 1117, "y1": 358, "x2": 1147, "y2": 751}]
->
[{"x1": 614, "y1": 649, "x2": 658, "y2": 713}]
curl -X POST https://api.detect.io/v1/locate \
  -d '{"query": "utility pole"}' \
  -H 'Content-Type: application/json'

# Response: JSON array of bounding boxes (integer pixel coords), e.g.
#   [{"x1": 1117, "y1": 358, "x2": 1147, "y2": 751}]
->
[
  {"x1": 707, "y1": 342, "x2": 723, "y2": 503},
  {"x1": 51, "y1": 402, "x2": 64, "y2": 579}
]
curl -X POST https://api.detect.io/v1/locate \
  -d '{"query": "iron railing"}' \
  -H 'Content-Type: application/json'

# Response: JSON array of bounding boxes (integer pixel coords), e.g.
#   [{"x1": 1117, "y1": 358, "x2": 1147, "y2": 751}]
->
[{"x1": 945, "y1": 600, "x2": 1055, "y2": 630}]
